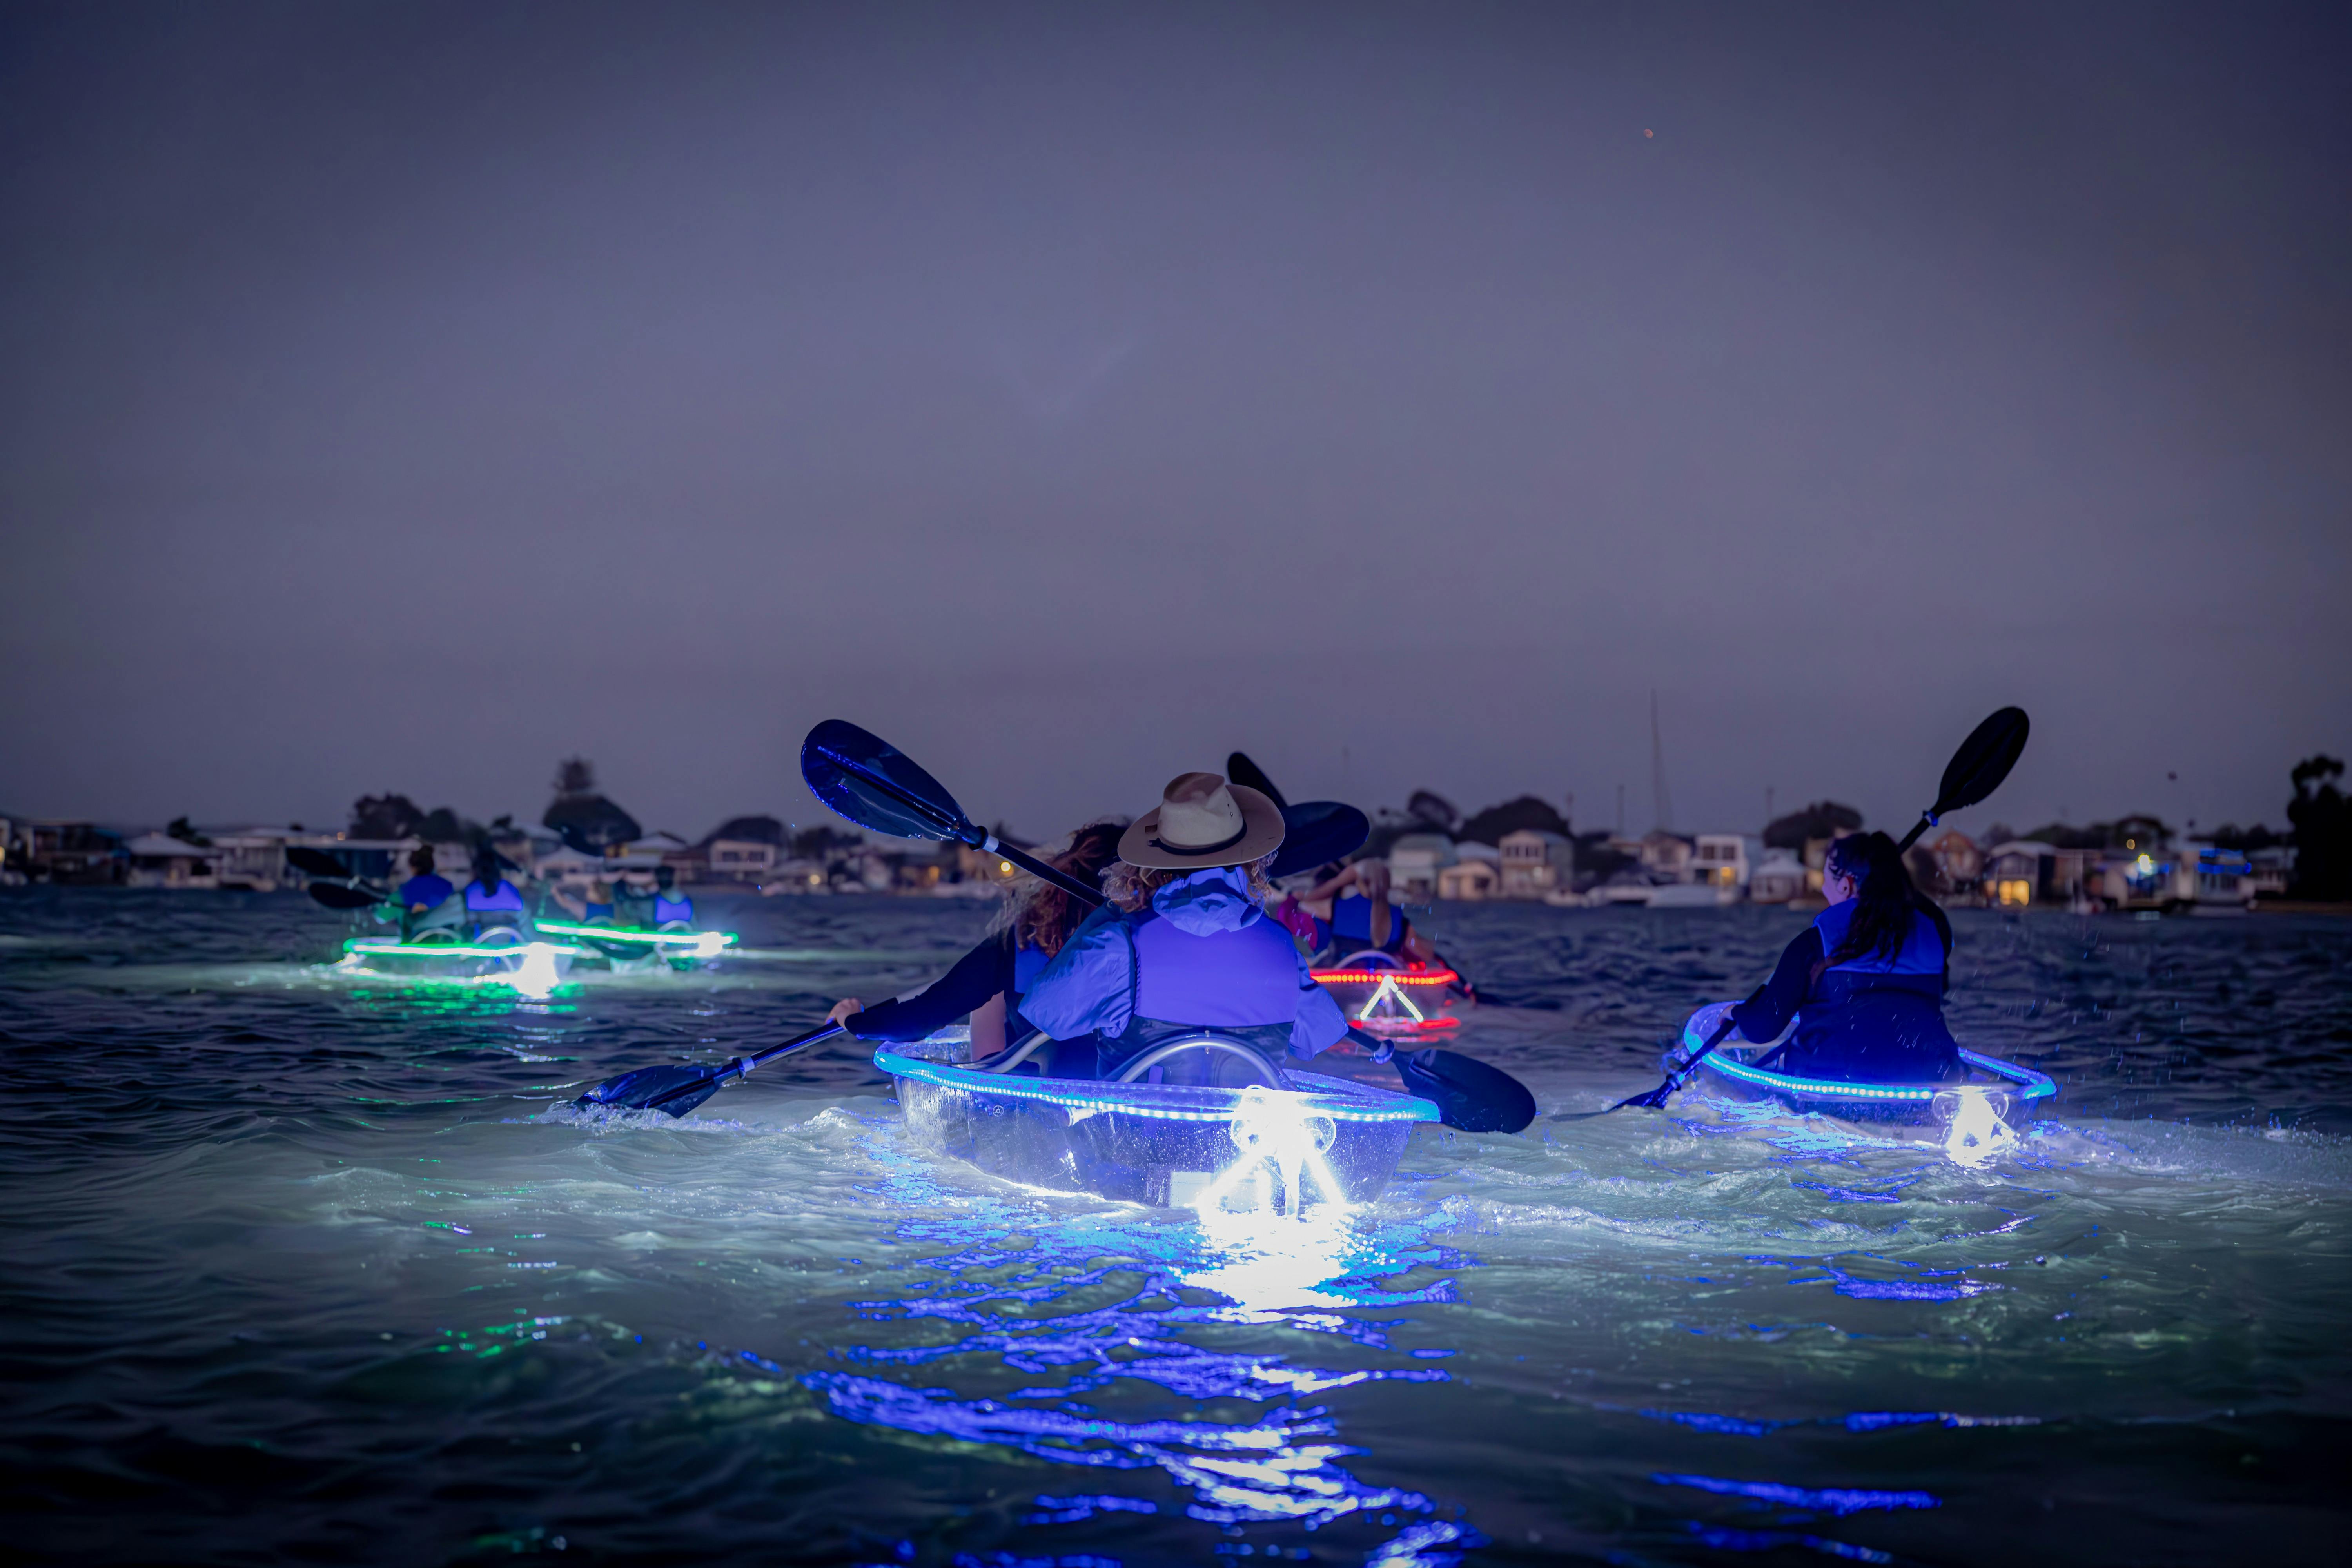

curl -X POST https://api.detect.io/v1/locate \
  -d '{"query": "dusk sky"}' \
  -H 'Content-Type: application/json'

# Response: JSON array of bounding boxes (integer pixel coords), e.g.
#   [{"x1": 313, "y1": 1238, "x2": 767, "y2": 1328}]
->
[{"x1": 4, "y1": 3, "x2": 2346, "y2": 846}]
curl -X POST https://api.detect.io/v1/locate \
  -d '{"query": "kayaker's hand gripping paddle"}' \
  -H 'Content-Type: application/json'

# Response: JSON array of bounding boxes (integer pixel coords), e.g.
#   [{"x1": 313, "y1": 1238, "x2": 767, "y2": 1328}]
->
[{"x1": 1610, "y1": 705, "x2": 2030, "y2": 1113}]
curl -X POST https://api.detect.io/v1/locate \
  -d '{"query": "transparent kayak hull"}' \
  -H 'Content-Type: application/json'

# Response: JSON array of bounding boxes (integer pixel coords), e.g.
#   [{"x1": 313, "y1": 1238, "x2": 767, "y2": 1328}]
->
[
  {"x1": 1672, "y1": 1000, "x2": 2056, "y2": 1127},
  {"x1": 876, "y1": 1034, "x2": 1440, "y2": 1209}
]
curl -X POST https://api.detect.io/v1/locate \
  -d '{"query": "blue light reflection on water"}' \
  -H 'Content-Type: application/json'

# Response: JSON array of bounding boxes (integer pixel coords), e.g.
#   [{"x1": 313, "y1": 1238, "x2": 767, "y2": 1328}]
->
[{"x1": 793, "y1": 1118, "x2": 1474, "y2": 1546}]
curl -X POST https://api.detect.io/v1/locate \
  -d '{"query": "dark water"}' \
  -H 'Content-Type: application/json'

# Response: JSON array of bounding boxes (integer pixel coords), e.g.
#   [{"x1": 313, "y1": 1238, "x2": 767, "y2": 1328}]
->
[{"x1": 3, "y1": 889, "x2": 2348, "y2": 1565}]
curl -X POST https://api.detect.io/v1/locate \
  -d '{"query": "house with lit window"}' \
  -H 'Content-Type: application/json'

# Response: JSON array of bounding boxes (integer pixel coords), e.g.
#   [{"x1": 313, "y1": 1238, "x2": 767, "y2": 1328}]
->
[
  {"x1": 1748, "y1": 850, "x2": 1807, "y2": 904},
  {"x1": 1437, "y1": 855, "x2": 1499, "y2": 900},
  {"x1": 1688, "y1": 834, "x2": 1760, "y2": 892},
  {"x1": 1909, "y1": 827, "x2": 1983, "y2": 902},
  {"x1": 1497, "y1": 830, "x2": 1573, "y2": 898}
]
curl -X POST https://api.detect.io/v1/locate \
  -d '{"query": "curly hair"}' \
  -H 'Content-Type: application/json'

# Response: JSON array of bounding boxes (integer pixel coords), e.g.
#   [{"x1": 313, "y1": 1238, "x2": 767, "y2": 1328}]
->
[
  {"x1": 987, "y1": 820, "x2": 1127, "y2": 957},
  {"x1": 1103, "y1": 853, "x2": 1278, "y2": 914}
]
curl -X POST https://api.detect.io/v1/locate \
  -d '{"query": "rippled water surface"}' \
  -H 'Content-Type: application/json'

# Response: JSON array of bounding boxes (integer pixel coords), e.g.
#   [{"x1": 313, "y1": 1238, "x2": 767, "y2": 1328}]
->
[{"x1": 4, "y1": 889, "x2": 2349, "y2": 1565}]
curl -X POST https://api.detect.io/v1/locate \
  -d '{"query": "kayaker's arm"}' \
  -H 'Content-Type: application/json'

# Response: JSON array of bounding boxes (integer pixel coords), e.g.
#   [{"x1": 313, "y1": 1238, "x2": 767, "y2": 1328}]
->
[
  {"x1": 1018, "y1": 904, "x2": 1135, "y2": 1041},
  {"x1": 833, "y1": 935, "x2": 1014, "y2": 1043},
  {"x1": 1728, "y1": 927, "x2": 1824, "y2": 1046},
  {"x1": 1290, "y1": 953, "x2": 1350, "y2": 1059}
]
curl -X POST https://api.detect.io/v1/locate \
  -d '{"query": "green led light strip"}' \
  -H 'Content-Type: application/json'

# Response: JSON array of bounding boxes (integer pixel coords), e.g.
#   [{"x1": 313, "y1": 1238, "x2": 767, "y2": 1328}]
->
[
  {"x1": 533, "y1": 920, "x2": 737, "y2": 948},
  {"x1": 344, "y1": 938, "x2": 590, "y2": 960}
]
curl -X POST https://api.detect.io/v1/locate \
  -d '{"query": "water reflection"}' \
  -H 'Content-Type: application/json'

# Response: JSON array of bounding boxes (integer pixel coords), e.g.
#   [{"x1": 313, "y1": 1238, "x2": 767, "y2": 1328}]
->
[{"x1": 797, "y1": 1120, "x2": 1480, "y2": 1554}]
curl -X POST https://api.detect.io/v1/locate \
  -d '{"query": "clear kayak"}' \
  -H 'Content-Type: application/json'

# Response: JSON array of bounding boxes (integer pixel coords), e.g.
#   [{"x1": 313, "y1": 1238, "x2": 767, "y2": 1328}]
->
[
  {"x1": 336, "y1": 926, "x2": 579, "y2": 990},
  {"x1": 1310, "y1": 951, "x2": 1465, "y2": 1035},
  {"x1": 876, "y1": 1030, "x2": 1440, "y2": 1213},
  {"x1": 1671, "y1": 1000, "x2": 2056, "y2": 1160}
]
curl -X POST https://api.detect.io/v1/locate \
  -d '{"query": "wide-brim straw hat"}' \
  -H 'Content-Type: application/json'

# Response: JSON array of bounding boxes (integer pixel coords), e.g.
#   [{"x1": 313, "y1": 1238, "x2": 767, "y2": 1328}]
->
[{"x1": 1118, "y1": 772, "x2": 1287, "y2": 871}]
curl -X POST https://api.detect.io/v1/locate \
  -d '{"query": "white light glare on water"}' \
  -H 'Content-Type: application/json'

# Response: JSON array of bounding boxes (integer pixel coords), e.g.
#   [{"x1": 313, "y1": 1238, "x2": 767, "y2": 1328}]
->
[{"x1": 1933, "y1": 1087, "x2": 2019, "y2": 1168}]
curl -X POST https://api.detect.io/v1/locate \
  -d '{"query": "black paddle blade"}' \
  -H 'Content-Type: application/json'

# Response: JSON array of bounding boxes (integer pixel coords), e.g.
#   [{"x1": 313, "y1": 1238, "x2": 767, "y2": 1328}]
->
[
  {"x1": 1225, "y1": 751, "x2": 1289, "y2": 810},
  {"x1": 575, "y1": 1062, "x2": 722, "y2": 1117},
  {"x1": 286, "y1": 846, "x2": 351, "y2": 879},
  {"x1": 1935, "y1": 707, "x2": 2030, "y2": 816},
  {"x1": 1394, "y1": 1048, "x2": 1537, "y2": 1134},
  {"x1": 1270, "y1": 801, "x2": 1371, "y2": 880},
  {"x1": 307, "y1": 882, "x2": 381, "y2": 911},
  {"x1": 801, "y1": 721, "x2": 969, "y2": 841}
]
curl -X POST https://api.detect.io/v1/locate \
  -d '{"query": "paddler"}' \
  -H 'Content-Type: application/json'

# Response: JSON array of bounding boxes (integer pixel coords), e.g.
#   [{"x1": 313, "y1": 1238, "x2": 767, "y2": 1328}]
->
[
  {"x1": 1718, "y1": 831, "x2": 1960, "y2": 1083},
  {"x1": 1287, "y1": 858, "x2": 1445, "y2": 967},
  {"x1": 395, "y1": 846, "x2": 458, "y2": 939},
  {"x1": 826, "y1": 821, "x2": 1124, "y2": 1076},
  {"x1": 461, "y1": 844, "x2": 530, "y2": 936},
  {"x1": 617, "y1": 864, "x2": 694, "y2": 928},
  {"x1": 1020, "y1": 773, "x2": 1349, "y2": 1084}
]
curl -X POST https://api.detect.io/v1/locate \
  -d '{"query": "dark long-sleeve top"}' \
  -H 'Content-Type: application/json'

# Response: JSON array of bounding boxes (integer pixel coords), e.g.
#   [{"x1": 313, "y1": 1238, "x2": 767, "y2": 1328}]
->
[{"x1": 844, "y1": 931, "x2": 1022, "y2": 1044}]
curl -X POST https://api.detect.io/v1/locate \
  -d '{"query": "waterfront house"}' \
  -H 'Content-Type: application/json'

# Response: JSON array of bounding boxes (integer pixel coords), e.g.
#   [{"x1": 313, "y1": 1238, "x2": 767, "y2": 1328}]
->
[
  {"x1": 25, "y1": 820, "x2": 123, "y2": 884},
  {"x1": 1386, "y1": 834, "x2": 1457, "y2": 901},
  {"x1": 1437, "y1": 856, "x2": 1499, "y2": 900},
  {"x1": 1748, "y1": 850, "x2": 1807, "y2": 905},
  {"x1": 1497, "y1": 830, "x2": 1574, "y2": 898},
  {"x1": 1689, "y1": 834, "x2": 1761, "y2": 895},
  {"x1": 1639, "y1": 831, "x2": 1694, "y2": 883},
  {"x1": 706, "y1": 836, "x2": 780, "y2": 884},
  {"x1": 1910, "y1": 828, "x2": 1984, "y2": 902},
  {"x1": 123, "y1": 833, "x2": 218, "y2": 889}
]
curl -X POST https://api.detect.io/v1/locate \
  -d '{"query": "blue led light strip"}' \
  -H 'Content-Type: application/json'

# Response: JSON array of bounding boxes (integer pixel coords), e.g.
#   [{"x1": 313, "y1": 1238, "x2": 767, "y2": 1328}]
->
[
  {"x1": 1679, "y1": 1006, "x2": 2055, "y2": 1103},
  {"x1": 873, "y1": 1047, "x2": 1439, "y2": 1124}
]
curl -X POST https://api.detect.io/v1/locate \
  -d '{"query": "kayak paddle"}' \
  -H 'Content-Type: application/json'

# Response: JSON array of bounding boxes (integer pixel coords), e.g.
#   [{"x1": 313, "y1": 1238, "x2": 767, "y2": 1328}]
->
[
  {"x1": 806, "y1": 722, "x2": 1533, "y2": 1132},
  {"x1": 575, "y1": 1021, "x2": 846, "y2": 1116},
  {"x1": 1229, "y1": 751, "x2": 1374, "y2": 878},
  {"x1": 802, "y1": 720, "x2": 1103, "y2": 904},
  {"x1": 1612, "y1": 704, "x2": 2032, "y2": 1112},
  {"x1": 307, "y1": 882, "x2": 383, "y2": 911},
  {"x1": 1225, "y1": 751, "x2": 1289, "y2": 809}
]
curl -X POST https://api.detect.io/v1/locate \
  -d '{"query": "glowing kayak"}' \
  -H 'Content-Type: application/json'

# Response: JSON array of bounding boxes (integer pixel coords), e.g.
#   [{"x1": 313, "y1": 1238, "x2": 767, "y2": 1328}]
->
[
  {"x1": 336, "y1": 928, "x2": 580, "y2": 992},
  {"x1": 1311, "y1": 952, "x2": 1463, "y2": 1034},
  {"x1": 1670, "y1": 1001, "x2": 2056, "y2": 1161},
  {"x1": 877, "y1": 1031, "x2": 1440, "y2": 1212}
]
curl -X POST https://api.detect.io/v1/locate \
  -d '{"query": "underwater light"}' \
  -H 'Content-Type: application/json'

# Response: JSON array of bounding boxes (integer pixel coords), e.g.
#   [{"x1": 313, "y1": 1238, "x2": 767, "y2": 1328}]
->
[
  {"x1": 1931, "y1": 1087, "x2": 2018, "y2": 1167},
  {"x1": 512, "y1": 943, "x2": 563, "y2": 1000},
  {"x1": 1195, "y1": 1085, "x2": 1348, "y2": 1220}
]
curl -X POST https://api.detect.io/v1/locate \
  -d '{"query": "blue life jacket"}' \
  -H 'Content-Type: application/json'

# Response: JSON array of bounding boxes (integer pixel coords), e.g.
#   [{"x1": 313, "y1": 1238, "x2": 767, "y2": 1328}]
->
[
  {"x1": 1130, "y1": 913, "x2": 1304, "y2": 1030},
  {"x1": 653, "y1": 894, "x2": 693, "y2": 924},
  {"x1": 584, "y1": 900, "x2": 614, "y2": 921},
  {"x1": 398, "y1": 873, "x2": 453, "y2": 909},
  {"x1": 1327, "y1": 892, "x2": 1407, "y2": 955},
  {"x1": 1011, "y1": 942, "x2": 1052, "y2": 995},
  {"x1": 464, "y1": 879, "x2": 526, "y2": 915},
  {"x1": 1811, "y1": 900, "x2": 1946, "y2": 1003}
]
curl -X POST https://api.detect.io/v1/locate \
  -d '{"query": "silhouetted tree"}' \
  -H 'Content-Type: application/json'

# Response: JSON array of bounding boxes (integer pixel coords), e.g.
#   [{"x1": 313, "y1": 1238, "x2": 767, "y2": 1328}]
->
[
  {"x1": 543, "y1": 756, "x2": 642, "y2": 852},
  {"x1": 1405, "y1": 790, "x2": 1460, "y2": 833},
  {"x1": 1457, "y1": 796, "x2": 1571, "y2": 846},
  {"x1": 2288, "y1": 755, "x2": 2348, "y2": 900},
  {"x1": 1762, "y1": 801, "x2": 1862, "y2": 851},
  {"x1": 165, "y1": 816, "x2": 211, "y2": 846},
  {"x1": 350, "y1": 794, "x2": 426, "y2": 840}
]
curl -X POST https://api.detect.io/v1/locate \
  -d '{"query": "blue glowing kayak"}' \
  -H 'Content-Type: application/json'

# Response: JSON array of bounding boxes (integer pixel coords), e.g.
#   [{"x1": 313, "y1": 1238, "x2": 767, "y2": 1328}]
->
[
  {"x1": 1670, "y1": 1000, "x2": 2055, "y2": 1133},
  {"x1": 877, "y1": 1031, "x2": 1440, "y2": 1212}
]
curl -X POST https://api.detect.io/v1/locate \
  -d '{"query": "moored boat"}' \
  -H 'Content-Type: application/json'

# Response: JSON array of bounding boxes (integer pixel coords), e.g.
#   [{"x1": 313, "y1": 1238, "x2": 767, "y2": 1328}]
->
[{"x1": 877, "y1": 1030, "x2": 1440, "y2": 1211}]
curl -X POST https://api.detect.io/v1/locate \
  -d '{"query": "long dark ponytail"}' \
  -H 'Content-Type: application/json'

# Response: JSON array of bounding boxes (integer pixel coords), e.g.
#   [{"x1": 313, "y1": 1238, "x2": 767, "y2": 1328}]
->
[{"x1": 1824, "y1": 831, "x2": 1926, "y2": 966}]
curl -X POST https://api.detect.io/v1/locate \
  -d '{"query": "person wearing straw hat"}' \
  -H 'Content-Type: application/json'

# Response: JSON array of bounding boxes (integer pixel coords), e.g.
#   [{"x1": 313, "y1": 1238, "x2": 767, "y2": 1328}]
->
[{"x1": 1021, "y1": 771, "x2": 1350, "y2": 1085}]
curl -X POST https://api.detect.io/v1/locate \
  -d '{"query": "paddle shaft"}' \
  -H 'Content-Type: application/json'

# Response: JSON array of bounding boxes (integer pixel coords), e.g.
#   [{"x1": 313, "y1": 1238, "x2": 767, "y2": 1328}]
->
[
  {"x1": 645, "y1": 1020, "x2": 846, "y2": 1111},
  {"x1": 824, "y1": 743, "x2": 1103, "y2": 907}
]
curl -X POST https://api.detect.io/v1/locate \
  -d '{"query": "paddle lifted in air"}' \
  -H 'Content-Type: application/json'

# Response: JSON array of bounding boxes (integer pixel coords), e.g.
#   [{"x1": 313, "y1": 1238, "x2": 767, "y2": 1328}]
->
[
  {"x1": 576, "y1": 721, "x2": 1535, "y2": 1133},
  {"x1": 1612, "y1": 705, "x2": 2030, "y2": 1112}
]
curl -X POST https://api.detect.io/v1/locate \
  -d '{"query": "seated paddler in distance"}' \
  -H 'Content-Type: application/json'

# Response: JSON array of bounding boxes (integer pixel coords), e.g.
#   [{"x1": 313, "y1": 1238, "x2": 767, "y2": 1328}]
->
[
  {"x1": 1279, "y1": 857, "x2": 1472, "y2": 1000},
  {"x1": 827, "y1": 821, "x2": 1125, "y2": 1078},
  {"x1": 1713, "y1": 830, "x2": 1960, "y2": 1085},
  {"x1": 613, "y1": 864, "x2": 694, "y2": 929},
  {"x1": 395, "y1": 846, "x2": 458, "y2": 939},
  {"x1": 1021, "y1": 772, "x2": 1351, "y2": 1087},
  {"x1": 461, "y1": 844, "x2": 530, "y2": 937}
]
